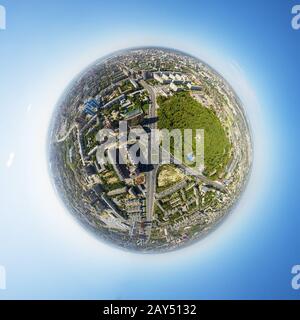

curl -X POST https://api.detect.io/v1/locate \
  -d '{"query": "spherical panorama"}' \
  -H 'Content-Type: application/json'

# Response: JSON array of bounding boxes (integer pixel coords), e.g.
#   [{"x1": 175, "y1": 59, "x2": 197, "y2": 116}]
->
[{"x1": 48, "y1": 47, "x2": 252, "y2": 253}]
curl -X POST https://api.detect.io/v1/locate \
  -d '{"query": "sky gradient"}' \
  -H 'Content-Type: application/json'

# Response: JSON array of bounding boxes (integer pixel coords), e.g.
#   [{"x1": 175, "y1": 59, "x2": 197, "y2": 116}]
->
[{"x1": 0, "y1": 0, "x2": 299, "y2": 299}]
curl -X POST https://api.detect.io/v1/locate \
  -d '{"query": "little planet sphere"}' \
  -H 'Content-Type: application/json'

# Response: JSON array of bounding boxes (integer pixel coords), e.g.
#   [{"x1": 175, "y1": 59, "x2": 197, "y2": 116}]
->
[{"x1": 48, "y1": 47, "x2": 252, "y2": 253}]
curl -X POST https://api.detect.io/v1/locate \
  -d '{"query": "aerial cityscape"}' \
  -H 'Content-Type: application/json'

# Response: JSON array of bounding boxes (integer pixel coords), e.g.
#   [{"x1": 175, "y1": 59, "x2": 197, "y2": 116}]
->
[{"x1": 48, "y1": 47, "x2": 252, "y2": 252}]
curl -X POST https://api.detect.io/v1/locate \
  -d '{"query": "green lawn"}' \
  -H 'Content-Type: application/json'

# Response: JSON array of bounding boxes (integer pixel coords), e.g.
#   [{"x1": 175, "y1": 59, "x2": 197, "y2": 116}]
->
[{"x1": 157, "y1": 92, "x2": 231, "y2": 178}]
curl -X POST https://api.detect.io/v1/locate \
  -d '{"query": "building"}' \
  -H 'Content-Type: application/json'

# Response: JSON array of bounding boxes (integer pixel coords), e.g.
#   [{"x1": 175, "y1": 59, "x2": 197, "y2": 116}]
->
[
  {"x1": 128, "y1": 89, "x2": 145, "y2": 97},
  {"x1": 106, "y1": 147, "x2": 131, "y2": 182},
  {"x1": 173, "y1": 74, "x2": 186, "y2": 84},
  {"x1": 153, "y1": 72, "x2": 163, "y2": 84},
  {"x1": 107, "y1": 186, "x2": 128, "y2": 197},
  {"x1": 84, "y1": 99, "x2": 100, "y2": 116},
  {"x1": 175, "y1": 74, "x2": 182, "y2": 82},
  {"x1": 128, "y1": 144, "x2": 147, "y2": 166},
  {"x1": 129, "y1": 79, "x2": 139, "y2": 89},
  {"x1": 135, "y1": 174, "x2": 145, "y2": 185},
  {"x1": 169, "y1": 73, "x2": 176, "y2": 81},
  {"x1": 121, "y1": 100, "x2": 132, "y2": 109},
  {"x1": 101, "y1": 194, "x2": 128, "y2": 221},
  {"x1": 170, "y1": 82, "x2": 179, "y2": 92},
  {"x1": 94, "y1": 160, "x2": 106, "y2": 174},
  {"x1": 85, "y1": 164, "x2": 97, "y2": 176},
  {"x1": 75, "y1": 113, "x2": 87, "y2": 127},
  {"x1": 87, "y1": 146, "x2": 98, "y2": 157},
  {"x1": 162, "y1": 74, "x2": 169, "y2": 81},
  {"x1": 187, "y1": 83, "x2": 202, "y2": 91},
  {"x1": 128, "y1": 186, "x2": 140, "y2": 197},
  {"x1": 124, "y1": 108, "x2": 144, "y2": 126},
  {"x1": 102, "y1": 94, "x2": 125, "y2": 109},
  {"x1": 99, "y1": 211, "x2": 130, "y2": 231},
  {"x1": 153, "y1": 72, "x2": 172, "y2": 84},
  {"x1": 142, "y1": 70, "x2": 152, "y2": 80}
]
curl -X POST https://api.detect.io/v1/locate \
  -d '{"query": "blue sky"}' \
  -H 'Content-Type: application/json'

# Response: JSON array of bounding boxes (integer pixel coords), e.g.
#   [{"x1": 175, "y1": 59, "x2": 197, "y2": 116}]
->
[{"x1": 0, "y1": 0, "x2": 299, "y2": 299}]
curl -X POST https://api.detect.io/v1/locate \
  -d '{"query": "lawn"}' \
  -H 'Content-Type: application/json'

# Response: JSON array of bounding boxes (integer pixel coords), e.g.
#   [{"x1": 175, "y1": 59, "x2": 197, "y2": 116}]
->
[
  {"x1": 157, "y1": 92, "x2": 231, "y2": 178},
  {"x1": 156, "y1": 164, "x2": 185, "y2": 193}
]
